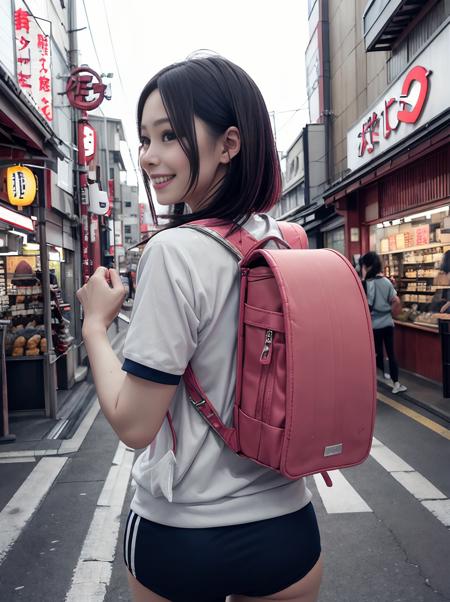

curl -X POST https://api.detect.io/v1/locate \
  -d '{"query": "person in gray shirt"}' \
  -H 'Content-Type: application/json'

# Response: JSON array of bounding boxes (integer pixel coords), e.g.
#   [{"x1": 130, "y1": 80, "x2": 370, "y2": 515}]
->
[{"x1": 360, "y1": 252, "x2": 407, "y2": 394}]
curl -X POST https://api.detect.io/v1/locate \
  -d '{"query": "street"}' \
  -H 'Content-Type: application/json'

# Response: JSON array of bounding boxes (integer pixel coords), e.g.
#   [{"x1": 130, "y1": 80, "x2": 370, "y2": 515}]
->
[{"x1": 0, "y1": 341, "x2": 449, "y2": 602}]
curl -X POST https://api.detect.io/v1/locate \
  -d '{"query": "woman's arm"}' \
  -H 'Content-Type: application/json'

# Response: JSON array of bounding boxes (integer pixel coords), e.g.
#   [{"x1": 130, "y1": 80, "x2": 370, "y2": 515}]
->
[{"x1": 78, "y1": 268, "x2": 176, "y2": 449}]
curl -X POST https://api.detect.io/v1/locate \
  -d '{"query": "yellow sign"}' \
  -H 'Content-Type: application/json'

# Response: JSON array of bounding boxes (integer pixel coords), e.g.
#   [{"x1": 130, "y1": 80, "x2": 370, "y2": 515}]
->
[{"x1": 6, "y1": 166, "x2": 37, "y2": 207}]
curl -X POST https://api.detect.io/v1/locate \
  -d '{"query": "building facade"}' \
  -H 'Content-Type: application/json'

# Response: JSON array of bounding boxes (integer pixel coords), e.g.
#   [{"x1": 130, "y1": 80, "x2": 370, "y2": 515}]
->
[{"x1": 324, "y1": 0, "x2": 450, "y2": 383}]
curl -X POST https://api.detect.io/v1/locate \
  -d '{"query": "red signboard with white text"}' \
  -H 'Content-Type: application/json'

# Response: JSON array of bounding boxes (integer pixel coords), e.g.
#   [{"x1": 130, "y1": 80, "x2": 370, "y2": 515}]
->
[{"x1": 347, "y1": 24, "x2": 449, "y2": 171}]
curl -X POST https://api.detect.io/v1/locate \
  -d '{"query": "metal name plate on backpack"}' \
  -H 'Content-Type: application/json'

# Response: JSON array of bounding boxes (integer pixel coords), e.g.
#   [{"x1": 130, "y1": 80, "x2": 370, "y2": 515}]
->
[{"x1": 324, "y1": 444, "x2": 343, "y2": 457}]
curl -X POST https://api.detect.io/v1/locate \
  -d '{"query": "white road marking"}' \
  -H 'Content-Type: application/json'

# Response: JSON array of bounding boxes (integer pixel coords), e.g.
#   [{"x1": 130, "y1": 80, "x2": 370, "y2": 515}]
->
[
  {"x1": 0, "y1": 457, "x2": 36, "y2": 464},
  {"x1": 313, "y1": 470, "x2": 372, "y2": 513},
  {"x1": 58, "y1": 399, "x2": 100, "y2": 455},
  {"x1": 370, "y1": 437, "x2": 450, "y2": 527},
  {"x1": 0, "y1": 457, "x2": 67, "y2": 564},
  {"x1": 65, "y1": 442, "x2": 134, "y2": 602}
]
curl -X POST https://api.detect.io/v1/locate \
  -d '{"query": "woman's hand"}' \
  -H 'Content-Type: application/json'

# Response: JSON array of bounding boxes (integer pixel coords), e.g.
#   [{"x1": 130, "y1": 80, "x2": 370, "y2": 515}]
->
[{"x1": 77, "y1": 267, "x2": 126, "y2": 335}]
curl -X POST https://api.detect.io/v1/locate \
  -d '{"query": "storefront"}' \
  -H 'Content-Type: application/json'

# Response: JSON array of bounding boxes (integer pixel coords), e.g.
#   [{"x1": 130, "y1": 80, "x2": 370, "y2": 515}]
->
[{"x1": 324, "y1": 22, "x2": 450, "y2": 384}]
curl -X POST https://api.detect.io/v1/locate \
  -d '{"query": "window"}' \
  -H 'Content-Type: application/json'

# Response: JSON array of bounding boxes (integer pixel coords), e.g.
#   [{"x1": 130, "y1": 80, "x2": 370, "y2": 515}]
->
[
  {"x1": 125, "y1": 201, "x2": 132, "y2": 208},
  {"x1": 387, "y1": 0, "x2": 447, "y2": 83},
  {"x1": 124, "y1": 225, "x2": 131, "y2": 234}
]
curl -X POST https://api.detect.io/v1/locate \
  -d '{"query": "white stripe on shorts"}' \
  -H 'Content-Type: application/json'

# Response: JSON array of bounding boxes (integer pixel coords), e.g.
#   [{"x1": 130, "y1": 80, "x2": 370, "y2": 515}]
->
[
  {"x1": 124, "y1": 511, "x2": 136, "y2": 569},
  {"x1": 130, "y1": 514, "x2": 141, "y2": 577}
]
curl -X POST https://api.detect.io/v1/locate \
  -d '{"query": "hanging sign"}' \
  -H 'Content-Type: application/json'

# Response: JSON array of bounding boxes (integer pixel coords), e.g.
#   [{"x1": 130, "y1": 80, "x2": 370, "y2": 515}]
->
[
  {"x1": 6, "y1": 166, "x2": 37, "y2": 207},
  {"x1": 14, "y1": 4, "x2": 53, "y2": 122},
  {"x1": 78, "y1": 121, "x2": 97, "y2": 164},
  {"x1": 66, "y1": 66, "x2": 107, "y2": 111}
]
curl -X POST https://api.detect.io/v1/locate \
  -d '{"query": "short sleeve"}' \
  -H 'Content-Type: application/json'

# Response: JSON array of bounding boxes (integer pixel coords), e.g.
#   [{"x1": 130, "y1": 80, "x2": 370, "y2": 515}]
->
[
  {"x1": 122, "y1": 238, "x2": 200, "y2": 384},
  {"x1": 366, "y1": 280, "x2": 375, "y2": 307},
  {"x1": 387, "y1": 279, "x2": 397, "y2": 301}
]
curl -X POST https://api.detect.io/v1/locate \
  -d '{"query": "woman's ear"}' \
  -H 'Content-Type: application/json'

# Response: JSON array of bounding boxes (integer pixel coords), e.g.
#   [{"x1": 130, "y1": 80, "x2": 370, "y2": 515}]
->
[{"x1": 220, "y1": 126, "x2": 241, "y2": 164}]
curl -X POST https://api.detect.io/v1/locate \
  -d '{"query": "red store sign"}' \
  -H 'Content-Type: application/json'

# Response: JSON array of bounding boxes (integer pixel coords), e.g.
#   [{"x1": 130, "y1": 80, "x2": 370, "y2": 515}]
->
[
  {"x1": 347, "y1": 24, "x2": 449, "y2": 172},
  {"x1": 66, "y1": 66, "x2": 107, "y2": 111}
]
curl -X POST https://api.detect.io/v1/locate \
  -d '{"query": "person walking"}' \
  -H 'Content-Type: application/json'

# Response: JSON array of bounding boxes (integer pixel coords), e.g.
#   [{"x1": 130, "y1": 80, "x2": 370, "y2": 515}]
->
[
  {"x1": 360, "y1": 251, "x2": 407, "y2": 394},
  {"x1": 77, "y1": 55, "x2": 322, "y2": 602}
]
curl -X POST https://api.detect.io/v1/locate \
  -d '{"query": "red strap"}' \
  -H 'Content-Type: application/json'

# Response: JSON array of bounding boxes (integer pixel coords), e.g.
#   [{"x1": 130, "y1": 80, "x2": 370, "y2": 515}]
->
[
  {"x1": 183, "y1": 364, "x2": 239, "y2": 452},
  {"x1": 182, "y1": 219, "x2": 259, "y2": 257},
  {"x1": 321, "y1": 471, "x2": 333, "y2": 487},
  {"x1": 277, "y1": 222, "x2": 309, "y2": 249}
]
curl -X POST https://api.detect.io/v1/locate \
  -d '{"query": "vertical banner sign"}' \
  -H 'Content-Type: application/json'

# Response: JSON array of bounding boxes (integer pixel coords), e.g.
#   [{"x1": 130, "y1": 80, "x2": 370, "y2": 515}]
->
[
  {"x1": 14, "y1": 4, "x2": 53, "y2": 122},
  {"x1": 139, "y1": 203, "x2": 146, "y2": 233},
  {"x1": 107, "y1": 179, "x2": 114, "y2": 217}
]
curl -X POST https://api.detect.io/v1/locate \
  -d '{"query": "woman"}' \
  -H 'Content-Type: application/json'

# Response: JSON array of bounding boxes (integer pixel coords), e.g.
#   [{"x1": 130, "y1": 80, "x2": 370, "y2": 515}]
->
[
  {"x1": 431, "y1": 250, "x2": 450, "y2": 313},
  {"x1": 77, "y1": 55, "x2": 322, "y2": 602},
  {"x1": 360, "y1": 251, "x2": 407, "y2": 395}
]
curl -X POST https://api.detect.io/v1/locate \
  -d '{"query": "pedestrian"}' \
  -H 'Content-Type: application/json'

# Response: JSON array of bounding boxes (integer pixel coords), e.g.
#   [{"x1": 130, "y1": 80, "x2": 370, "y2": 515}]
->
[
  {"x1": 431, "y1": 250, "x2": 450, "y2": 313},
  {"x1": 360, "y1": 251, "x2": 407, "y2": 394},
  {"x1": 77, "y1": 54, "x2": 322, "y2": 602},
  {"x1": 126, "y1": 268, "x2": 135, "y2": 300}
]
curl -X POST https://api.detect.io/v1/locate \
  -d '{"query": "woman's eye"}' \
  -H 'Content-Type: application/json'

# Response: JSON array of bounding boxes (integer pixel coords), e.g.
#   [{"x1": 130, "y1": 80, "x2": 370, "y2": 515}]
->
[
  {"x1": 139, "y1": 136, "x2": 150, "y2": 148},
  {"x1": 162, "y1": 131, "x2": 176, "y2": 142}
]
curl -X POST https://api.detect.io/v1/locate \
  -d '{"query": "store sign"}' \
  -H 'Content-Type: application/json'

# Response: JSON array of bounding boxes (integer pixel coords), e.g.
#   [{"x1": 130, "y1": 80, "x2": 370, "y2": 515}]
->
[
  {"x1": 78, "y1": 121, "x2": 97, "y2": 164},
  {"x1": 0, "y1": 205, "x2": 34, "y2": 232},
  {"x1": 14, "y1": 5, "x2": 53, "y2": 122},
  {"x1": 6, "y1": 166, "x2": 37, "y2": 207},
  {"x1": 66, "y1": 66, "x2": 107, "y2": 111},
  {"x1": 347, "y1": 24, "x2": 450, "y2": 171}
]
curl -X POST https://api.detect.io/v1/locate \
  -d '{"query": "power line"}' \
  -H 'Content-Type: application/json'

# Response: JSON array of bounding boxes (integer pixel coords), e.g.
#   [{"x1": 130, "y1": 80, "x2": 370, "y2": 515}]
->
[
  {"x1": 81, "y1": 0, "x2": 103, "y2": 70},
  {"x1": 99, "y1": 0, "x2": 139, "y2": 177}
]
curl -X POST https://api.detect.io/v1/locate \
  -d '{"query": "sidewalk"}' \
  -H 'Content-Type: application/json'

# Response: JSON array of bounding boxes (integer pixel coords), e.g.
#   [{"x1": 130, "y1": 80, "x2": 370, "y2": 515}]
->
[
  {"x1": 1, "y1": 316, "x2": 129, "y2": 451},
  {"x1": 377, "y1": 369, "x2": 450, "y2": 423}
]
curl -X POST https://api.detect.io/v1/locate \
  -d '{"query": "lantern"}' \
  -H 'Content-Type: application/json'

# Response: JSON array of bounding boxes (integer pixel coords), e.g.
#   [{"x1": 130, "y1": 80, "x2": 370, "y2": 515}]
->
[{"x1": 6, "y1": 166, "x2": 37, "y2": 207}]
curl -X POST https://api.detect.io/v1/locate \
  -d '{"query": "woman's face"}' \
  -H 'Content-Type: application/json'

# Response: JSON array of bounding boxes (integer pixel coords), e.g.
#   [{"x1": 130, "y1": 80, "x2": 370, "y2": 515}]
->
[{"x1": 139, "y1": 89, "x2": 227, "y2": 211}]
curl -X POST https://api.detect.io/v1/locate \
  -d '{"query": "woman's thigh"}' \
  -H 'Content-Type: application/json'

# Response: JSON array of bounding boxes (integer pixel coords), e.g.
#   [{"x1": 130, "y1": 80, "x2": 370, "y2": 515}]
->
[
  {"x1": 127, "y1": 570, "x2": 170, "y2": 602},
  {"x1": 230, "y1": 554, "x2": 323, "y2": 602}
]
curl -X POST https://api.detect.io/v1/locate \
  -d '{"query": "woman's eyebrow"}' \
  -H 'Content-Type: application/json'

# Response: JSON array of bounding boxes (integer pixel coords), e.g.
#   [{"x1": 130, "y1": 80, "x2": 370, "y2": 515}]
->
[{"x1": 153, "y1": 118, "x2": 170, "y2": 127}]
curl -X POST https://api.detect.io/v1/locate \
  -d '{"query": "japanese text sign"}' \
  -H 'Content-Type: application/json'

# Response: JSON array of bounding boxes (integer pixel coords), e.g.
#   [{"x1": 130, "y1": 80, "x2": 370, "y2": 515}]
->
[
  {"x1": 66, "y1": 67, "x2": 106, "y2": 111},
  {"x1": 347, "y1": 24, "x2": 449, "y2": 171},
  {"x1": 14, "y1": 4, "x2": 53, "y2": 122}
]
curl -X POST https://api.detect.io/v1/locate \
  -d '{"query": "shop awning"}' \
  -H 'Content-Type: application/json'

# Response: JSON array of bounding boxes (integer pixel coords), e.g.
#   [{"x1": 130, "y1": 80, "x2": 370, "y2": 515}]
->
[
  {"x1": 324, "y1": 114, "x2": 450, "y2": 204},
  {"x1": 0, "y1": 203, "x2": 34, "y2": 233},
  {"x1": 0, "y1": 65, "x2": 65, "y2": 161}
]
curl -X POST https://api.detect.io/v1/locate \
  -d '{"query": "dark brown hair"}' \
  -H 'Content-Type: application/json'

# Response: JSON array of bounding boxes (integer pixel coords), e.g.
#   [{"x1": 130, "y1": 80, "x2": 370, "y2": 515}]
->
[{"x1": 137, "y1": 55, "x2": 281, "y2": 229}]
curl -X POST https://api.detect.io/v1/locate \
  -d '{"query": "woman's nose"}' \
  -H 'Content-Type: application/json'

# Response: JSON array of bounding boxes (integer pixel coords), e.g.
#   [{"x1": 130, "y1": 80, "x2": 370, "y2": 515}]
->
[{"x1": 140, "y1": 146, "x2": 160, "y2": 168}]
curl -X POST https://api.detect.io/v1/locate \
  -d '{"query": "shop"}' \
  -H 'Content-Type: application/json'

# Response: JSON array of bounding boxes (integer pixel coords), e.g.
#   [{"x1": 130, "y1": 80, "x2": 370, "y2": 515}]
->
[{"x1": 324, "y1": 22, "x2": 450, "y2": 384}]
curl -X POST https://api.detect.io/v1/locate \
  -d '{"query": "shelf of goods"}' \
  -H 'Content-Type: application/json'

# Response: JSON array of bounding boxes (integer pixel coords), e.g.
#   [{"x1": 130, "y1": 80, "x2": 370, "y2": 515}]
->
[{"x1": 383, "y1": 244, "x2": 448, "y2": 332}]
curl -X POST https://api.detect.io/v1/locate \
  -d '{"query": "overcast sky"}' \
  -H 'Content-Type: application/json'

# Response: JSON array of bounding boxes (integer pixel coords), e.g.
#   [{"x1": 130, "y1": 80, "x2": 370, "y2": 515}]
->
[{"x1": 77, "y1": 0, "x2": 310, "y2": 202}]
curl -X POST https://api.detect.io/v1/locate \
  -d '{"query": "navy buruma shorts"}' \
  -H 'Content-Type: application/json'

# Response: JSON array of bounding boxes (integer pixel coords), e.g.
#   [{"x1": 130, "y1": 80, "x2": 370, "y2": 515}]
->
[{"x1": 123, "y1": 502, "x2": 321, "y2": 602}]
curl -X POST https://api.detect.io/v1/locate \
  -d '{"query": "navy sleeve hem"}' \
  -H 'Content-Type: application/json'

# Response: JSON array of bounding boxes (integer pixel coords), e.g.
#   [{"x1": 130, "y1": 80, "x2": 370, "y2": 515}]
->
[{"x1": 122, "y1": 359, "x2": 182, "y2": 385}]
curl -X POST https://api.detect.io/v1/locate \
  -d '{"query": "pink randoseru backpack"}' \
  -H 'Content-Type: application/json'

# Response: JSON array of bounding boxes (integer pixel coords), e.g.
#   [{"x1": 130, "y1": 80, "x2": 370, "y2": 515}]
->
[{"x1": 181, "y1": 219, "x2": 377, "y2": 486}]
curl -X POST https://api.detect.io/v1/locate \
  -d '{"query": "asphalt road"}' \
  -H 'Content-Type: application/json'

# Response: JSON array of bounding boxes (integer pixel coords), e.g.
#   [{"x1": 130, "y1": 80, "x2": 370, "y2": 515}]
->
[{"x1": 0, "y1": 384, "x2": 449, "y2": 601}]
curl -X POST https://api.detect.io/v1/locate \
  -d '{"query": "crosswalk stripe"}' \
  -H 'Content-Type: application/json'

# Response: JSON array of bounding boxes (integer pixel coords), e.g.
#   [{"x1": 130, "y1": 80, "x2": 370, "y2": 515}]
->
[
  {"x1": 370, "y1": 437, "x2": 450, "y2": 527},
  {"x1": 65, "y1": 442, "x2": 134, "y2": 602},
  {"x1": 313, "y1": 470, "x2": 372, "y2": 513},
  {"x1": 0, "y1": 457, "x2": 67, "y2": 565}
]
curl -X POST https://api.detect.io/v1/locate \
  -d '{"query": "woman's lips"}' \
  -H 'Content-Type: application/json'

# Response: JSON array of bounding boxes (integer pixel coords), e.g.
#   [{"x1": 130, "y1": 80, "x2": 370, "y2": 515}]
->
[{"x1": 151, "y1": 176, "x2": 175, "y2": 190}]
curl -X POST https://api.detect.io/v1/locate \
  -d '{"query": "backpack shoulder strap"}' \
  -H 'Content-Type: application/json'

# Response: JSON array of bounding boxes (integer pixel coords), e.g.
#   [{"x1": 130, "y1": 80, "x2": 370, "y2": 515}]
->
[
  {"x1": 180, "y1": 219, "x2": 259, "y2": 259},
  {"x1": 277, "y1": 221, "x2": 309, "y2": 249}
]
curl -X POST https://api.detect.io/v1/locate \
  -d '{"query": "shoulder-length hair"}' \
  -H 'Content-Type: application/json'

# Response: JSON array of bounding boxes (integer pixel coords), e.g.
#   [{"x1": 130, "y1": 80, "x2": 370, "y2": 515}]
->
[
  {"x1": 137, "y1": 55, "x2": 281, "y2": 229},
  {"x1": 360, "y1": 251, "x2": 383, "y2": 280}
]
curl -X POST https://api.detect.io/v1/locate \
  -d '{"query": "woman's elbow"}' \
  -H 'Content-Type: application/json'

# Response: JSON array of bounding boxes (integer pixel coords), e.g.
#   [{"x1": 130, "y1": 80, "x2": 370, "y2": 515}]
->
[{"x1": 118, "y1": 428, "x2": 155, "y2": 450}]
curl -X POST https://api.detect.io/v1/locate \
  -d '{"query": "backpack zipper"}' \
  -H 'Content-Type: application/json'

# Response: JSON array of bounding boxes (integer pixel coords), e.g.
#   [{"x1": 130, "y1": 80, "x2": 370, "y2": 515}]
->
[
  {"x1": 260, "y1": 329, "x2": 273, "y2": 364},
  {"x1": 255, "y1": 330, "x2": 274, "y2": 421}
]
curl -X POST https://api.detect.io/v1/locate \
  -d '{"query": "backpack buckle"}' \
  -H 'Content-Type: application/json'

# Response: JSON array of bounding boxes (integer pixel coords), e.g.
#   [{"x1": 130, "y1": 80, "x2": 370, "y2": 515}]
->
[{"x1": 189, "y1": 396, "x2": 206, "y2": 408}]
